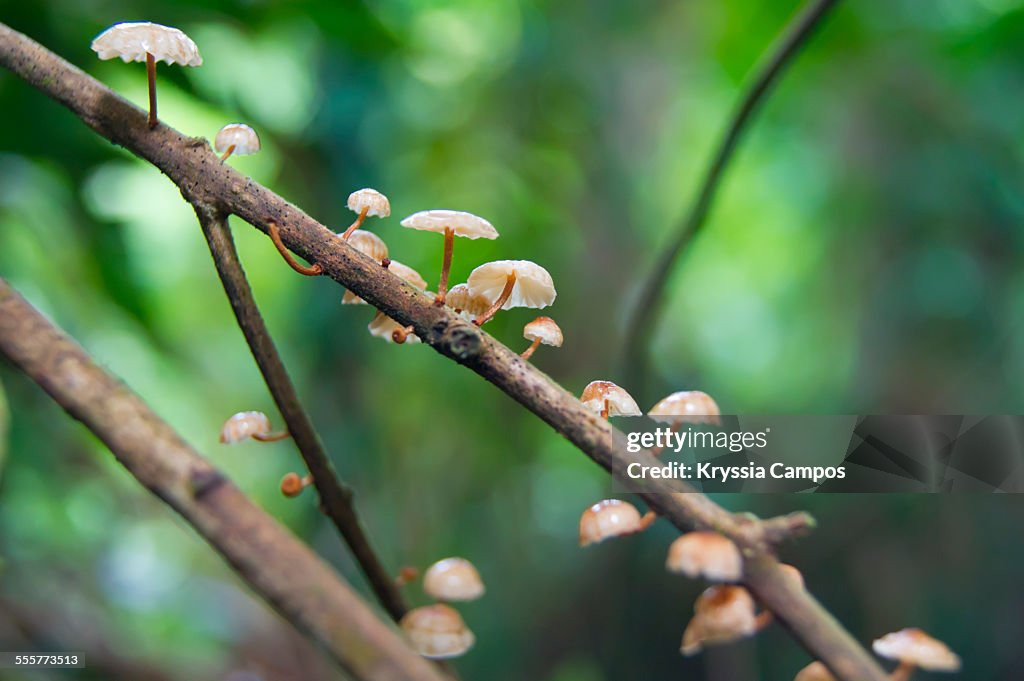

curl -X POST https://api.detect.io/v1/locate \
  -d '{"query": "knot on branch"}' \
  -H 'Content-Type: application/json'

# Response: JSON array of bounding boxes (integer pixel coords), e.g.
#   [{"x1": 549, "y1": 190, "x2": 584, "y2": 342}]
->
[
  {"x1": 435, "y1": 320, "x2": 482, "y2": 361},
  {"x1": 190, "y1": 466, "x2": 228, "y2": 500}
]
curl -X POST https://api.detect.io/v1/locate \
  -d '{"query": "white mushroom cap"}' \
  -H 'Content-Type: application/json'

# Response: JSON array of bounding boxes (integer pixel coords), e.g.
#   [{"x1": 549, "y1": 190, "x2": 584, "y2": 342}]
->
[
  {"x1": 91, "y1": 22, "x2": 202, "y2": 66},
  {"x1": 214, "y1": 124, "x2": 260, "y2": 156},
  {"x1": 649, "y1": 391, "x2": 722, "y2": 426},
  {"x1": 344, "y1": 229, "x2": 389, "y2": 262},
  {"x1": 579, "y1": 499, "x2": 646, "y2": 546},
  {"x1": 423, "y1": 557, "x2": 485, "y2": 602},
  {"x1": 400, "y1": 604, "x2": 475, "y2": 659},
  {"x1": 794, "y1": 662, "x2": 836, "y2": 681},
  {"x1": 220, "y1": 411, "x2": 271, "y2": 444},
  {"x1": 580, "y1": 380, "x2": 641, "y2": 417},
  {"x1": 368, "y1": 312, "x2": 420, "y2": 344},
  {"x1": 666, "y1": 532, "x2": 743, "y2": 582},
  {"x1": 347, "y1": 188, "x2": 391, "y2": 218},
  {"x1": 467, "y1": 260, "x2": 556, "y2": 310},
  {"x1": 445, "y1": 283, "x2": 491, "y2": 318},
  {"x1": 681, "y1": 585, "x2": 758, "y2": 656},
  {"x1": 872, "y1": 629, "x2": 961, "y2": 671},
  {"x1": 523, "y1": 316, "x2": 563, "y2": 347},
  {"x1": 387, "y1": 260, "x2": 428, "y2": 290},
  {"x1": 401, "y1": 209, "x2": 498, "y2": 240}
]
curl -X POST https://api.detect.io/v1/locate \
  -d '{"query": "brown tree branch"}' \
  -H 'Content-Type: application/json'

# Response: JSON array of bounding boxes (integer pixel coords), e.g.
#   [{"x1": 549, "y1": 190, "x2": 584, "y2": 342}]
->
[
  {"x1": 0, "y1": 277, "x2": 445, "y2": 681},
  {"x1": 196, "y1": 205, "x2": 408, "y2": 621},
  {"x1": 0, "y1": 22, "x2": 886, "y2": 681}
]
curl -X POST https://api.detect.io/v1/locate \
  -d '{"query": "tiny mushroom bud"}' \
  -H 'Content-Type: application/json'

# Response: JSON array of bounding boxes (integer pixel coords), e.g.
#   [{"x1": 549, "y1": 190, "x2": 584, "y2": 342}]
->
[
  {"x1": 400, "y1": 604, "x2": 475, "y2": 659},
  {"x1": 579, "y1": 499, "x2": 656, "y2": 546},
  {"x1": 214, "y1": 123, "x2": 260, "y2": 163},
  {"x1": 580, "y1": 380, "x2": 641, "y2": 419},
  {"x1": 280, "y1": 472, "x2": 313, "y2": 498},
  {"x1": 91, "y1": 22, "x2": 202, "y2": 129},
  {"x1": 342, "y1": 188, "x2": 391, "y2": 239},
  {"x1": 368, "y1": 311, "x2": 421, "y2": 344},
  {"x1": 401, "y1": 210, "x2": 499, "y2": 305},
  {"x1": 445, "y1": 283, "x2": 491, "y2": 321},
  {"x1": 521, "y1": 316, "x2": 563, "y2": 361},
  {"x1": 423, "y1": 557, "x2": 485, "y2": 602},
  {"x1": 649, "y1": 390, "x2": 722, "y2": 427},
  {"x1": 681, "y1": 585, "x2": 759, "y2": 656},
  {"x1": 220, "y1": 411, "x2": 288, "y2": 444},
  {"x1": 872, "y1": 628, "x2": 961, "y2": 681},
  {"x1": 666, "y1": 532, "x2": 743, "y2": 582},
  {"x1": 395, "y1": 566, "x2": 420, "y2": 587},
  {"x1": 794, "y1": 662, "x2": 836, "y2": 681},
  {"x1": 467, "y1": 260, "x2": 556, "y2": 326}
]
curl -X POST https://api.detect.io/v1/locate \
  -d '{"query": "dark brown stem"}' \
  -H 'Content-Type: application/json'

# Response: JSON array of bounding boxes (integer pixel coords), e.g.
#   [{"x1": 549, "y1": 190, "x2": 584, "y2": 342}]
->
[
  {"x1": 473, "y1": 272, "x2": 516, "y2": 326},
  {"x1": 252, "y1": 430, "x2": 290, "y2": 442},
  {"x1": 145, "y1": 52, "x2": 157, "y2": 129},
  {"x1": 341, "y1": 206, "x2": 369, "y2": 240},
  {"x1": 219, "y1": 144, "x2": 235, "y2": 164},
  {"x1": 0, "y1": 278, "x2": 445, "y2": 681},
  {"x1": 196, "y1": 208, "x2": 408, "y2": 623},
  {"x1": 434, "y1": 227, "x2": 454, "y2": 305},
  {"x1": 268, "y1": 220, "x2": 323, "y2": 276},
  {"x1": 520, "y1": 337, "x2": 541, "y2": 360}
]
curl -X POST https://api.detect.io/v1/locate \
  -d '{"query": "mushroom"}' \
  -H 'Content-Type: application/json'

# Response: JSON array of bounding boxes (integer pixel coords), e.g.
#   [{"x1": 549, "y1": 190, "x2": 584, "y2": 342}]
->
[
  {"x1": 219, "y1": 411, "x2": 288, "y2": 444},
  {"x1": 520, "y1": 316, "x2": 563, "y2": 361},
  {"x1": 681, "y1": 585, "x2": 759, "y2": 656},
  {"x1": 666, "y1": 532, "x2": 743, "y2": 582},
  {"x1": 366, "y1": 260, "x2": 428, "y2": 344},
  {"x1": 400, "y1": 604, "x2": 475, "y2": 659},
  {"x1": 340, "y1": 230, "x2": 390, "y2": 304},
  {"x1": 280, "y1": 472, "x2": 313, "y2": 498},
  {"x1": 872, "y1": 628, "x2": 961, "y2": 681},
  {"x1": 423, "y1": 557, "x2": 485, "y2": 602},
  {"x1": 466, "y1": 260, "x2": 556, "y2": 326},
  {"x1": 578, "y1": 499, "x2": 656, "y2": 546},
  {"x1": 649, "y1": 390, "x2": 722, "y2": 427},
  {"x1": 580, "y1": 381, "x2": 641, "y2": 419},
  {"x1": 91, "y1": 22, "x2": 202, "y2": 129},
  {"x1": 342, "y1": 188, "x2": 391, "y2": 240},
  {"x1": 445, "y1": 283, "x2": 491, "y2": 321},
  {"x1": 267, "y1": 220, "x2": 322, "y2": 276},
  {"x1": 794, "y1": 662, "x2": 836, "y2": 681},
  {"x1": 368, "y1": 311, "x2": 421, "y2": 344},
  {"x1": 401, "y1": 210, "x2": 499, "y2": 306},
  {"x1": 214, "y1": 123, "x2": 260, "y2": 163}
]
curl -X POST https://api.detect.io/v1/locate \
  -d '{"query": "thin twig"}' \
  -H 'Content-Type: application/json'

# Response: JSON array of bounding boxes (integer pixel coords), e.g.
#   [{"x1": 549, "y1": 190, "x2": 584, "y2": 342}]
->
[
  {"x1": 0, "y1": 23, "x2": 886, "y2": 681},
  {"x1": 196, "y1": 206, "x2": 408, "y2": 622},
  {"x1": 0, "y1": 278, "x2": 445, "y2": 681},
  {"x1": 622, "y1": 0, "x2": 842, "y2": 394}
]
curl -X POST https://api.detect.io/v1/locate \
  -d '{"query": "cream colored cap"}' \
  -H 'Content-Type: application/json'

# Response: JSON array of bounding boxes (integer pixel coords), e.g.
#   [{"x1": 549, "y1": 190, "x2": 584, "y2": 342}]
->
[
  {"x1": 214, "y1": 123, "x2": 260, "y2": 155},
  {"x1": 467, "y1": 260, "x2": 556, "y2": 310},
  {"x1": 401, "y1": 209, "x2": 498, "y2": 240},
  {"x1": 92, "y1": 22, "x2": 202, "y2": 66}
]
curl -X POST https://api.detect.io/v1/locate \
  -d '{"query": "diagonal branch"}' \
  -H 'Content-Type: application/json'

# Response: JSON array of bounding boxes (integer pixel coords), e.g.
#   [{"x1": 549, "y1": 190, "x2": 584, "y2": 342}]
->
[
  {"x1": 0, "y1": 22, "x2": 886, "y2": 681},
  {"x1": 622, "y1": 0, "x2": 842, "y2": 391},
  {"x1": 0, "y1": 277, "x2": 445, "y2": 681},
  {"x1": 196, "y1": 205, "x2": 408, "y2": 622}
]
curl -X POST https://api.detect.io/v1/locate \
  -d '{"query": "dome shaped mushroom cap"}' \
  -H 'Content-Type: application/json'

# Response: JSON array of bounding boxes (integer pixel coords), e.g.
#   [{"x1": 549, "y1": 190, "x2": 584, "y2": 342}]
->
[
  {"x1": 214, "y1": 124, "x2": 260, "y2": 155},
  {"x1": 681, "y1": 585, "x2": 758, "y2": 656},
  {"x1": 872, "y1": 629, "x2": 961, "y2": 671},
  {"x1": 423, "y1": 557, "x2": 485, "y2": 602},
  {"x1": 467, "y1": 260, "x2": 556, "y2": 310},
  {"x1": 220, "y1": 411, "x2": 271, "y2": 444},
  {"x1": 523, "y1": 316, "x2": 563, "y2": 347},
  {"x1": 445, "y1": 283, "x2": 491, "y2": 318},
  {"x1": 794, "y1": 662, "x2": 836, "y2": 681},
  {"x1": 580, "y1": 380, "x2": 641, "y2": 417},
  {"x1": 401, "y1": 209, "x2": 498, "y2": 240},
  {"x1": 666, "y1": 532, "x2": 743, "y2": 581},
  {"x1": 344, "y1": 229, "x2": 389, "y2": 262},
  {"x1": 400, "y1": 604, "x2": 475, "y2": 659},
  {"x1": 649, "y1": 391, "x2": 722, "y2": 426},
  {"x1": 387, "y1": 260, "x2": 428, "y2": 290},
  {"x1": 347, "y1": 188, "x2": 391, "y2": 218},
  {"x1": 368, "y1": 312, "x2": 420, "y2": 344},
  {"x1": 578, "y1": 499, "x2": 645, "y2": 546},
  {"x1": 91, "y1": 22, "x2": 202, "y2": 66}
]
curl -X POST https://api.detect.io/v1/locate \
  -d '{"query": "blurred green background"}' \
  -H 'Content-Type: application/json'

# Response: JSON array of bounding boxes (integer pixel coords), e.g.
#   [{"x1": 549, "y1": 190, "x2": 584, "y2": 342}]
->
[{"x1": 1, "y1": 0, "x2": 1023, "y2": 679}]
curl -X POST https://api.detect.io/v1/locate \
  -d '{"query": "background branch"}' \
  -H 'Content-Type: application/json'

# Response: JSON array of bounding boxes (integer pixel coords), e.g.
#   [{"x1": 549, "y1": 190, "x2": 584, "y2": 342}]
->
[
  {"x1": 622, "y1": 0, "x2": 841, "y2": 394},
  {"x1": 0, "y1": 277, "x2": 445, "y2": 681},
  {"x1": 196, "y1": 205, "x2": 408, "y2": 622},
  {"x1": 0, "y1": 22, "x2": 885, "y2": 681}
]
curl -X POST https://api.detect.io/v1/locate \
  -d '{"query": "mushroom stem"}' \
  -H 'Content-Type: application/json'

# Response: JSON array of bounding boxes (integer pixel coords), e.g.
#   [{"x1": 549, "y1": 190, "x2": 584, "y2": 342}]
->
[
  {"x1": 145, "y1": 52, "x2": 157, "y2": 129},
  {"x1": 754, "y1": 611, "x2": 774, "y2": 631},
  {"x1": 267, "y1": 221, "x2": 323, "y2": 276},
  {"x1": 219, "y1": 144, "x2": 236, "y2": 164},
  {"x1": 340, "y1": 206, "x2": 370, "y2": 241},
  {"x1": 392, "y1": 325, "x2": 415, "y2": 344},
  {"x1": 473, "y1": 271, "x2": 517, "y2": 326},
  {"x1": 520, "y1": 337, "x2": 542, "y2": 361},
  {"x1": 637, "y1": 510, "x2": 658, "y2": 532},
  {"x1": 888, "y1": 662, "x2": 915, "y2": 681},
  {"x1": 601, "y1": 399, "x2": 610, "y2": 420},
  {"x1": 434, "y1": 227, "x2": 454, "y2": 306},
  {"x1": 251, "y1": 430, "x2": 290, "y2": 442}
]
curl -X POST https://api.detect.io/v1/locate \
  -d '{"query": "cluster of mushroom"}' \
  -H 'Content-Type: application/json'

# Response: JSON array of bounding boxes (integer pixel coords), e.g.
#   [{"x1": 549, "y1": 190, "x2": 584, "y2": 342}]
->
[
  {"x1": 218, "y1": 411, "x2": 315, "y2": 497},
  {"x1": 795, "y1": 628, "x2": 960, "y2": 680},
  {"x1": 398, "y1": 557, "x2": 484, "y2": 659}
]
